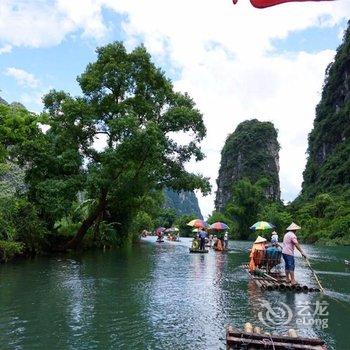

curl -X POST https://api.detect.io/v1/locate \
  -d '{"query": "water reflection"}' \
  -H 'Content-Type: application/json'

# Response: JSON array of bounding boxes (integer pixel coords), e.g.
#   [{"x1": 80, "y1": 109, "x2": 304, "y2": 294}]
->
[{"x1": 146, "y1": 242, "x2": 229, "y2": 349}]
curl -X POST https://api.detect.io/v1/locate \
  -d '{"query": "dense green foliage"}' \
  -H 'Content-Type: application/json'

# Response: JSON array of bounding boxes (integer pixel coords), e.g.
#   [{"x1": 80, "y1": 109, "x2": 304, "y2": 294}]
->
[
  {"x1": 173, "y1": 214, "x2": 198, "y2": 237},
  {"x1": 216, "y1": 178, "x2": 350, "y2": 245},
  {"x1": 291, "y1": 192, "x2": 350, "y2": 245},
  {"x1": 0, "y1": 240, "x2": 24, "y2": 262},
  {"x1": 0, "y1": 42, "x2": 210, "y2": 260},
  {"x1": 216, "y1": 178, "x2": 283, "y2": 240},
  {"x1": 0, "y1": 102, "x2": 48, "y2": 260}
]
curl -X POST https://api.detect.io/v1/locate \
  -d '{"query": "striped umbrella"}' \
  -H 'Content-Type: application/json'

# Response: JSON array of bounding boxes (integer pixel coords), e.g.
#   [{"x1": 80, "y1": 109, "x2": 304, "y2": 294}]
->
[
  {"x1": 187, "y1": 219, "x2": 208, "y2": 229},
  {"x1": 210, "y1": 222, "x2": 229, "y2": 231},
  {"x1": 250, "y1": 221, "x2": 274, "y2": 231}
]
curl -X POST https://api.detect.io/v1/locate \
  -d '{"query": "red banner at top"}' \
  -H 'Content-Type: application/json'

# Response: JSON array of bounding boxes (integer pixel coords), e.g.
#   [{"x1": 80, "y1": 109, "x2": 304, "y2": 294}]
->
[{"x1": 232, "y1": 0, "x2": 335, "y2": 9}]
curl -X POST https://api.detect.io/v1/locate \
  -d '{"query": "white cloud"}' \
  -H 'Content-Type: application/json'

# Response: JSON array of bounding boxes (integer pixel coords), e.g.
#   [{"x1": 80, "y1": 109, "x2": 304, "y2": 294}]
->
[
  {"x1": 56, "y1": 0, "x2": 108, "y2": 39},
  {"x1": 0, "y1": 0, "x2": 108, "y2": 48},
  {"x1": 5, "y1": 67, "x2": 39, "y2": 88},
  {"x1": 0, "y1": 44, "x2": 12, "y2": 54}
]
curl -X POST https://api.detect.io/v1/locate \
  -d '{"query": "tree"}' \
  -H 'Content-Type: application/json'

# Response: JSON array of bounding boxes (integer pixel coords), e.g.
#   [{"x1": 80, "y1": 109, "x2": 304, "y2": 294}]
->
[
  {"x1": 225, "y1": 178, "x2": 269, "y2": 240},
  {"x1": 174, "y1": 214, "x2": 198, "y2": 237},
  {"x1": 0, "y1": 102, "x2": 41, "y2": 163},
  {"x1": 258, "y1": 202, "x2": 292, "y2": 234},
  {"x1": 155, "y1": 208, "x2": 177, "y2": 229},
  {"x1": 26, "y1": 42, "x2": 210, "y2": 249}
]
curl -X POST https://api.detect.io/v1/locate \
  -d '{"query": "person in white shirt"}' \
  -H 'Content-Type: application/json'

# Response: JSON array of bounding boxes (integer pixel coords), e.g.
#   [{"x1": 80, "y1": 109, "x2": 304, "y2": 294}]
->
[
  {"x1": 224, "y1": 232, "x2": 229, "y2": 250},
  {"x1": 271, "y1": 231, "x2": 278, "y2": 243}
]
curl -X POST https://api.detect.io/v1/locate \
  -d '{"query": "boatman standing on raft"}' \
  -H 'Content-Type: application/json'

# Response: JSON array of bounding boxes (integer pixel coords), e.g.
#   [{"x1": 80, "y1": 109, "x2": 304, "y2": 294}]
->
[
  {"x1": 198, "y1": 227, "x2": 207, "y2": 251},
  {"x1": 282, "y1": 222, "x2": 307, "y2": 286}
]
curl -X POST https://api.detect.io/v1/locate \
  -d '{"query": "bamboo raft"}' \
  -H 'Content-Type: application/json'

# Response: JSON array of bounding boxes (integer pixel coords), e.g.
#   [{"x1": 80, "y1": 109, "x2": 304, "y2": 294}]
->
[
  {"x1": 226, "y1": 324, "x2": 327, "y2": 349},
  {"x1": 242, "y1": 264, "x2": 320, "y2": 293},
  {"x1": 189, "y1": 248, "x2": 209, "y2": 253}
]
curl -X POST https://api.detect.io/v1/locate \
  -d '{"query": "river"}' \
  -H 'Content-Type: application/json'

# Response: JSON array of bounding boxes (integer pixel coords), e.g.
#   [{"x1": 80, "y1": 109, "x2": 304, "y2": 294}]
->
[{"x1": 0, "y1": 237, "x2": 349, "y2": 349}]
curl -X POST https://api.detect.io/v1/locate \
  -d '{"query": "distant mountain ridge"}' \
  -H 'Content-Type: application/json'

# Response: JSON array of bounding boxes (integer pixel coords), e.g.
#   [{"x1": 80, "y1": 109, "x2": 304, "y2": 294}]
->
[
  {"x1": 0, "y1": 96, "x2": 27, "y2": 198},
  {"x1": 164, "y1": 189, "x2": 203, "y2": 219}
]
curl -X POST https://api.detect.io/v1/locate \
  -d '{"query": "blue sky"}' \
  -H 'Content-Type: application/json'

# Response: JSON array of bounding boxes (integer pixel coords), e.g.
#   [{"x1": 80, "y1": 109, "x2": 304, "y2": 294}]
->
[
  {"x1": 0, "y1": 0, "x2": 349, "y2": 216},
  {"x1": 272, "y1": 20, "x2": 346, "y2": 53}
]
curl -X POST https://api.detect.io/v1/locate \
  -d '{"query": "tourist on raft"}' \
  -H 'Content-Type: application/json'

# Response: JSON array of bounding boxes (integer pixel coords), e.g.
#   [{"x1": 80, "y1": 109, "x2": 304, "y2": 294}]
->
[
  {"x1": 209, "y1": 233, "x2": 213, "y2": 247},
  {"x1": 282, "y1": 222, "x2": 307, "y2": 285},
  {"x1": 224, "y1": 231, "x2": 229, "y2": 250},
  {"x1": 266, "y1": 237, "x2": 282, "y2": 270},
  {"x1": 271, "y1": 231, "x2": 279, "y2": 243},
  {"x1": 198, "y1": 227, "x2": 207, "y2": 251},
  {"x1": 156, "y1": 230, "x2": 163, "y2": 242},
  {"x1": 214, "y1": 237, "x2": 223, "y2": 251},
  {"x1": 248, "y1": 236, "x2": 267, "y2": 273}
]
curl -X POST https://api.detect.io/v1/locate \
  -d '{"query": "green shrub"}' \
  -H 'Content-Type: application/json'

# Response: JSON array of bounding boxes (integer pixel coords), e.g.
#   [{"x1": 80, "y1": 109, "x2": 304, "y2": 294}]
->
[
  {"x1": 0, "y1": 240, "x2": 24, "y2": 262},
  {"x1": 0, "y1": 197, "x2": 48, "y2": 253}
]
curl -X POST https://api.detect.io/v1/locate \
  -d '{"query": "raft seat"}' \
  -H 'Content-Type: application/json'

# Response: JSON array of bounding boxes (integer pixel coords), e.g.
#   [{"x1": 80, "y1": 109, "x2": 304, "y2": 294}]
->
[
  {"x1": 254, "y1": 249, "x2": 282, "y2": 272},
  {"x1": 266, "y1": 250, "x2": 282, "y2": 272}
]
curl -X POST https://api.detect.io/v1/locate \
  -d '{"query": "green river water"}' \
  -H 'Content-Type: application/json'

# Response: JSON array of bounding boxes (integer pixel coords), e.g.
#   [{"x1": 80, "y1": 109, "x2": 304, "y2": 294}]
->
[{"x1": 0, "y1": 237, "x2": 349, "y2": 349}]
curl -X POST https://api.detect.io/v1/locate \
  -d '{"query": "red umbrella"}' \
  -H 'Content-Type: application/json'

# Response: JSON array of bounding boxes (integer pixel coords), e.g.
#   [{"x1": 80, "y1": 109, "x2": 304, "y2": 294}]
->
[
  {"x1": 232, "y1": 0, "x2": 335, "y2": 9},
  {"x1": 210, "y1": 222, "x2": 229, "y2": 231}
]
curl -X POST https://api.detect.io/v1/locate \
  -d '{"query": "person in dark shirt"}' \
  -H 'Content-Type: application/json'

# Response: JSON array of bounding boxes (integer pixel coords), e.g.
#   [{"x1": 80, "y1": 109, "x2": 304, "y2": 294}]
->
[{"x1": 198, "y1": 228, "x2": 207, "y2": 251}]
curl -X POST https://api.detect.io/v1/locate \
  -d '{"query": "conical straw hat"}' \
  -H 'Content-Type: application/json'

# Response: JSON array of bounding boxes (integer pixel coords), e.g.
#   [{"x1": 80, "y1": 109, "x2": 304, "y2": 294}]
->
[
  {"x1": 254, "y1": 236, "x2": 267, "y2": 244},
  {"x1": 286, "y1": 222, "x2": 301, "y2": 231}
]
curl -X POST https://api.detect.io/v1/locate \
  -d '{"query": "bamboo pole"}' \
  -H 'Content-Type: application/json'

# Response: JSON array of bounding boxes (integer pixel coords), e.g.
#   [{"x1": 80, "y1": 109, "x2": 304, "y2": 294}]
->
[
  {"x1": 306, "y1": 258, "x2": 325, "y2": 293},
  {"x1": 263, "y1": 273, "x2": 278, "y2": 282},
  {"x1": 244, "y1": 322, "x2": 253, "y2": 333},
  {"x1": 288, "y1": 329, "x2": 299, "y2": 338}
]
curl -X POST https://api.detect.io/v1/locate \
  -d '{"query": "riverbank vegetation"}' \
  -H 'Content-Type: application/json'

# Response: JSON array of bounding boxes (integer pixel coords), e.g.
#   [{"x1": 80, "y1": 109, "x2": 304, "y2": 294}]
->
[{"x1": 0, "y1": 42, "x2": 210, "y2": 261}]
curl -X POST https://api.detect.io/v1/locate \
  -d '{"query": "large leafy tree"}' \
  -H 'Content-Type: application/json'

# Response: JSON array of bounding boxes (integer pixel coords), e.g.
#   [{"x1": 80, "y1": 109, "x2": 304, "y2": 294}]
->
[
  {"x1": 27, "y1": 42, "x2": 210, "y2": 249},
  {"x1": 0, "y1": 103, "x2": 41, "y2": 163},
  {"x1": 225, "y1": 178, "x2": 269, "y2": 240}
]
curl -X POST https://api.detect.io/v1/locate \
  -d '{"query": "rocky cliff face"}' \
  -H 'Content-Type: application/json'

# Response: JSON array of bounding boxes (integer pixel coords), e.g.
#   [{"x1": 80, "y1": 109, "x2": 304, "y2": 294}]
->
[
  {"x1": 0, "y1": 96, "x2": 27, "y2": 197},
  {"x1": 215, "y1": 119, "x2": 280, "y2": 211},
  {"x1": 302, "y1": 23, "x2": 350, "y2": 197},
  {"x1": 164, "y1": 189, "x2": 203, "y2": 219},
  {"x1": 0, "y1": 96, "x2": 8, "y2": 105}
]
